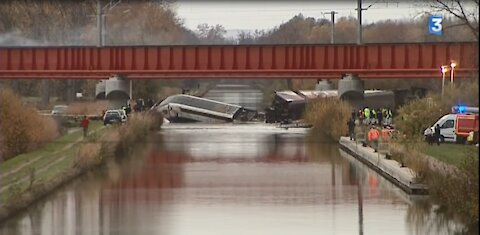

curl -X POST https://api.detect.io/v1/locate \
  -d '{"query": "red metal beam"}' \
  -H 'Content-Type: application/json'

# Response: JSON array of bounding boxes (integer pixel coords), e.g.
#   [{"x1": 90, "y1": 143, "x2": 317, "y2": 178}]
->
[{"x1": 0, "y1": 42, "x2": 477, "y2": 80}]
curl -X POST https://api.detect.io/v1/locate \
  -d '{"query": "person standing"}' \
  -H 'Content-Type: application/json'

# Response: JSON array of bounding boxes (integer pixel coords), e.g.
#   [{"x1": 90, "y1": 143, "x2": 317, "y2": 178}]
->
[
  {"x1": 368, "y1": 126, "x2": 380, "y2": 152},
  {"x1": 81, "y1": 116, "x2": 90, "y2": 138},
  {"x1": 364, "y1": 107, "x2": 370, "y2": 125},
  {"x1": 358, "y1": 109, "x2": 364, "y2": 125},
  {"x1": 347, "y1": 118, "x2": 356, "y2": 141},
  {"x1": 371, "y1": 109, "x2": 377, "y2": 125},
  {"x1": 377, "y1": 108, "x2": 383, "y2": 127},
  {"x1": 434, "y1": 124, "x2": 441, "y2": 145}
]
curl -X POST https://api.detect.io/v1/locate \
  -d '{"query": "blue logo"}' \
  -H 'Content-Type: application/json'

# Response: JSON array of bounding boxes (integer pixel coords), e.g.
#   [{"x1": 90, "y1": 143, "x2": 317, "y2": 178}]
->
[{"x1": 428, "y1": 15, "x2": 443, "y2": 35}]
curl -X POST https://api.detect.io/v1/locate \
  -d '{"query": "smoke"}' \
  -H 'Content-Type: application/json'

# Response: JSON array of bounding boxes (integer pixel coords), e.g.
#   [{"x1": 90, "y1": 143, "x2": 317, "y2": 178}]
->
[{"x1": 0, "y1": 31, "x2": 44, "y2": 46}]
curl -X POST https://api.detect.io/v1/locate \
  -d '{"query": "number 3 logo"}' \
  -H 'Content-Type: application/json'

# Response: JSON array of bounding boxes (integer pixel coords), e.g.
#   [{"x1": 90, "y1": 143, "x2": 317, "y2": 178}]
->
[
  {"x1": 429, "y1": 16, "x2": 443, "y2": 35},
  {"x1": 431, "y1": 18, "x2": 442, "y2": 32}
]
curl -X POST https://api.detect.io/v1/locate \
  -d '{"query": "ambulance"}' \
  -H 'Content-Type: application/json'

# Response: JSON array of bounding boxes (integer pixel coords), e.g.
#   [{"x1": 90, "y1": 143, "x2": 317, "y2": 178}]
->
[{"x1": 424, "y1": 106, "x2": 479, "y2": 143}]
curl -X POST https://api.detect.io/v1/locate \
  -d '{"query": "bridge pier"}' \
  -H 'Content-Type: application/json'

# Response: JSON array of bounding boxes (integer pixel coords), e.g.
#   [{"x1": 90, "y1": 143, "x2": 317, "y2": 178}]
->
[
  {"x1": 95, "y1": 75, "x2": 131, "y2": 109},
  {"x1": 65, "y1": 80, "x2": 75, "y2": 103},
  {"x1": 40, "y1": 80, "x2": 51, "y2": 109},
  {"x1": 315, "y1": 79, "x2": 334, "y2": 91},
  {"x1": 338, "y1": 74, "x2": 364, "y2": 101}
]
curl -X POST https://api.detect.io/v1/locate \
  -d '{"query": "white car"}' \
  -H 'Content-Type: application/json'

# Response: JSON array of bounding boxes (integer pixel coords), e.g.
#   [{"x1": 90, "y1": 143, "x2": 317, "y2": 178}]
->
[
  {"x1": 51, "y1": 105, "x2": 68, "y2": 115},
  {"x1": 103, "y1": 110, "x2": 127, "y2": 124}
]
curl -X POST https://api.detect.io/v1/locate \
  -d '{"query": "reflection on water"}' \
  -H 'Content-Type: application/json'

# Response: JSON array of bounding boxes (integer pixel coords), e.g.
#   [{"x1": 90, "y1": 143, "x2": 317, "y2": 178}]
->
[{"x1": 0, "y1": 124, "x2": 464, "y2": 235}]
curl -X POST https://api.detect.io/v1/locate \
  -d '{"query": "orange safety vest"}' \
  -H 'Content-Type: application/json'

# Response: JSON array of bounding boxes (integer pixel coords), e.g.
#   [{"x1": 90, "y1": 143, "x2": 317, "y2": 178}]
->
[
  {"x1": 368, "y1": 129, "x2": 380, "y2": 141},
  {"x1": 381, "y1": 129, "x2": 391, "y2": 141}
]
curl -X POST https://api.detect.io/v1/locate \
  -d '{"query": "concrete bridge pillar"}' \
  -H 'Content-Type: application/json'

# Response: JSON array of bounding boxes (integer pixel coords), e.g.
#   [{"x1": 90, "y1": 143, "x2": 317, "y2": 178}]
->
[
  {"x1": 40, "y1": 80, "x2": 51, "y2": 109},
  {"x1": 315, "y1": 79, "x2": 334, "y2": 91},
  {"x1": 95, "y1": 80, "x2": 106, "y2": 99},
  {"x1": 338, "y1": 74, "x2": 364, "y2": 100},
  {"x1": 95, "y1": 75, "x2": 131, "y2": 109}
]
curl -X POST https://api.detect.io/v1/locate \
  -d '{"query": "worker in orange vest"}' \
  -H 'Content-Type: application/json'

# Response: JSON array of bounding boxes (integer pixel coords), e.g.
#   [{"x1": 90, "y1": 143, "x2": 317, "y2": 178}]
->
[
  {"x1": 367, "y1": 126, "x2": 380, "y2": 152},
  {"x1": 381, "y1": 128, "x2": 391, "y2": 142}
]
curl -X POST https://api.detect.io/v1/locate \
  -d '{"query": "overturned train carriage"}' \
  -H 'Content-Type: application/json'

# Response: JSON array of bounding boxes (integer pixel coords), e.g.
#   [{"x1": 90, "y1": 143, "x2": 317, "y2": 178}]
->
[
  {"x1": 154, "y1": 94, "x2": 257, "y2": 123},
  {"x1": 265, "y1": 88, "x2": 425, "y2": 123}
]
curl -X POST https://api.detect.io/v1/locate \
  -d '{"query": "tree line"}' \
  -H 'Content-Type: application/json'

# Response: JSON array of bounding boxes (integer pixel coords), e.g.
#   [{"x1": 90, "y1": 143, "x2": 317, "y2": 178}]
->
[{"x1": 0, "y1": 0, "x2": 477, "y2": 102}]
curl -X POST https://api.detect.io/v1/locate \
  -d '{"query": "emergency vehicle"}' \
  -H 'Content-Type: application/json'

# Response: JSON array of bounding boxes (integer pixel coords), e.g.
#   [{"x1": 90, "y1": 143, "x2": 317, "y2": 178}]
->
[{"x1": 424, "y1": 106, "x2": 479, "y2": 144}]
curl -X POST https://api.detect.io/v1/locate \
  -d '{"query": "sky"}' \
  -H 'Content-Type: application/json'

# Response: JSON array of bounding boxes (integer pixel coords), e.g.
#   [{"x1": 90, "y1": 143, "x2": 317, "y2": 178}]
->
[{"x1": 173, "y1": 0, "x2": 430, "y2": 34}]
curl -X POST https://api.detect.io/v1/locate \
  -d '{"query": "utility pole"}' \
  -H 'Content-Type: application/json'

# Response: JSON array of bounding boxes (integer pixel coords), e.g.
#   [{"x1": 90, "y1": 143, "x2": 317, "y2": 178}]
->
[
  {"x1": 357, "y1": 0, "x2": 387, "y2": 45},
  {"x1": 97, "y1": 0, "x2": 102, "y2": 47},
  {"x1": 324, "y1": 11, "x2": 338, "y2": 44},
  {"x1": 357, "y1": 0, "x2": 362, "y2": 45}
]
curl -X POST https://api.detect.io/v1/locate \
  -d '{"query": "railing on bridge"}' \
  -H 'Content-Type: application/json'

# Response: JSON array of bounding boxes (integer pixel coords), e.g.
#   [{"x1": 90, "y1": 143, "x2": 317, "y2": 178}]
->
[{"x1": 0, "y1": 42, "x2": 477, "y2": 79}]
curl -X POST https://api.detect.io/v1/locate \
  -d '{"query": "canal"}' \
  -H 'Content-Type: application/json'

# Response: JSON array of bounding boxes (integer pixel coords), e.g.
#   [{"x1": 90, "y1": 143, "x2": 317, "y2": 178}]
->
[
  {"x1": 0, "y1": 123, "x2": 461, "y2": 235},
  {"x1": 0, "y1": 85, "x2": 461, "y2": 235}
]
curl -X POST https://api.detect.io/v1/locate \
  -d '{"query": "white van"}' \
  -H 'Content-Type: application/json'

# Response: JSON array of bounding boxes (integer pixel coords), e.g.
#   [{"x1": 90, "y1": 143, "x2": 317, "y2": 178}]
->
[{"x1": 424, "y1": 114, "x2": 457, "y2": 142}]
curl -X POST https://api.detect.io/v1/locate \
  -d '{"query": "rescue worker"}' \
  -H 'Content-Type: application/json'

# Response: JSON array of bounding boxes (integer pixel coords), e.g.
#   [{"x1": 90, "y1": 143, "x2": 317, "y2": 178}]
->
[
  {"x1": 377, "y1": 108, "x2": 383, "y2": 127},
  {"x1": 371, "y1": 109, "x2": 377, "y2": 125},
  {"x1": 381, "y1": 126, "x2": 391, "y2": 142},
  {"x1": 358, "y1": 109, "x2": 364, "y2": 125},
  {"x1": 387, "y1": 108, "x2": 393, "y2": 125},
  {"x1": 434, "y1": 124, "x2": 441, "y2": 145},
  {"x1": 425, "y1": 127, "x2": 434, "y2": 145},
  {"x1": 347, "y1": 118, "x2": 356, "y2": 141},
  {"x1": 364, "y1": 107, "x2": 370, "y2": 125},
  {"x1": 80, "y1": 116, "x2": 90, "y2": 138},
  {"x1": 367, "y1": 126, "x2": 380, "y2": 152}
]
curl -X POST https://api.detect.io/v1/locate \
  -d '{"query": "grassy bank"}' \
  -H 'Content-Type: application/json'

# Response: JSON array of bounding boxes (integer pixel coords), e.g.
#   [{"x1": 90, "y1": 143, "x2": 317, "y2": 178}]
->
[
  {"x1": 0, "y1": 113, "x2": 162, "y2": 222},
  {"x1": 0, "y1": 121, "x2": 103, "y2": 203},
  {"x1": 421, "y1": 143, "x2": 478, "y2": 168},
  {"x1": 390, "y1": 79, "x2": 479, "y2": 232}
]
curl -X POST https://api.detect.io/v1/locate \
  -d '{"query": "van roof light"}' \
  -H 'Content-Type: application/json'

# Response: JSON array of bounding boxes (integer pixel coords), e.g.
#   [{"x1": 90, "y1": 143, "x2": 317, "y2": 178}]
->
[{"x1": 452, "y1": 106, "x2": 479, "y2": 114}]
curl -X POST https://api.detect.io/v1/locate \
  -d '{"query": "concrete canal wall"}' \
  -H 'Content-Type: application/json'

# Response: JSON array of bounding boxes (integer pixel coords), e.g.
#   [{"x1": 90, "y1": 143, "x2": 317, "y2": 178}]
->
[{"x1": 338, "y1": 137, "x2": 428, "y2": 195}]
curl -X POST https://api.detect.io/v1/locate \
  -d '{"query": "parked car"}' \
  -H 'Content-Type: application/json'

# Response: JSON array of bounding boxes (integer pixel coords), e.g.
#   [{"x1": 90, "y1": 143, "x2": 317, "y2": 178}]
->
[
  {"x1": 103, "y1": 110, "x2": 122, "y2": 125},
  {"x1": 51, "y1": 105, "x2": 68, "y2": 116}
]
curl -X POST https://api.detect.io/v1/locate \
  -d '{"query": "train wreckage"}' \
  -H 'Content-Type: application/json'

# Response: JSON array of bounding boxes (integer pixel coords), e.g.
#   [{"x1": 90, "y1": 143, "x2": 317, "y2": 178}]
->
[
  {"x1": 154, "y1": 87, "x2": 425, "y2": 124},
  {"x1": 153, "y1": 94, "x2": 257, "y2": 123}
]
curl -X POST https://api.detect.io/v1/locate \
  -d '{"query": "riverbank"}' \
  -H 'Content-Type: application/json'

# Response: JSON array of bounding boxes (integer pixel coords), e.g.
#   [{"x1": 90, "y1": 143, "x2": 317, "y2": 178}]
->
[
  {"x1": 0, "y1": 113, "x2": 161, "y2": 223},
  {"x1": 338, "y1": 137, "x2": 428, "y2": 195}
]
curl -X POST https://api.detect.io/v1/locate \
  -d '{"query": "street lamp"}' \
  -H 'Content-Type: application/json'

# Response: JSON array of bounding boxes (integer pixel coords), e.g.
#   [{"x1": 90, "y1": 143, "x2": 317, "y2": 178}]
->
[
  {"x1": 450, "y1": 61, "x2": 457, "y2": 85},
  {"x1": 441, "y1": 65, "x2": 449, "y2": 97}
]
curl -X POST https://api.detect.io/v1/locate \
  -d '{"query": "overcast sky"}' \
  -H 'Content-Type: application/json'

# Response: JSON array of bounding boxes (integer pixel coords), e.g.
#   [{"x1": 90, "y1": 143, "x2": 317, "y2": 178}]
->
[{"x1": 173, "y1": 1, "x2": 430, "y2": 32}]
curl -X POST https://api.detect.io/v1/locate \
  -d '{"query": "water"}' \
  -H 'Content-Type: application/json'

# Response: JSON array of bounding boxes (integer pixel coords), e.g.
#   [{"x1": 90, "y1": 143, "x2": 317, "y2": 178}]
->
[
  {"x1": 0, "y1": 123, "x2": 461, "y2": 235},
  {"x1": 0, "y1": 85, "x2": 462, "y2": 235}
]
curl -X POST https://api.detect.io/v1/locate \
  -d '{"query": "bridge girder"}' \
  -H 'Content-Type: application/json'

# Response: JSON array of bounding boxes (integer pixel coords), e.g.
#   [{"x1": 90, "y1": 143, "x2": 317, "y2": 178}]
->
[{"x1": 0, "y1": 42, "x2": 477, "y2": 80}]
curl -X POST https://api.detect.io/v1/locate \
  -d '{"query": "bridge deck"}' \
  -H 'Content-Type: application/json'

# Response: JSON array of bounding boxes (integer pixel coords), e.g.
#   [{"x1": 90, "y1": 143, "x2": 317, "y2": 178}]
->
[{"x1": 0, "y1": 42, "x2": 477, "y2": 79}]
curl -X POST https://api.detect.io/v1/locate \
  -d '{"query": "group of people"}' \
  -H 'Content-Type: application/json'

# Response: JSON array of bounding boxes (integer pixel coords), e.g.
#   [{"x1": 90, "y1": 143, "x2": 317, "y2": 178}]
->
[
  {"x1": 353, "y1": 107, "x2": 393, "y2": 127},
  {"x1": 133, "y1": 98, "x2": 155, "y2": 112},
  {"x1": 347, "y1": 107, "x2": 395, "y2": 152}
]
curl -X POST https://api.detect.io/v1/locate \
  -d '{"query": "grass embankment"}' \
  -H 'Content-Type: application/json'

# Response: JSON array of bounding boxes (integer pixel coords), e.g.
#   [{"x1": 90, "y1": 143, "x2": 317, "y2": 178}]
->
[
  {"x1": 421, "y1": 143, "x2": 478, "y2": 168},
  {"x1": 390, "y1": 79, "x2": 479, "y2": 232},
  {"x1": 0, "y1": 121, "x2": 103, "y2": 204},
  {"x1": 0, "y1": 112, "x2": 162, "y2": 222}
]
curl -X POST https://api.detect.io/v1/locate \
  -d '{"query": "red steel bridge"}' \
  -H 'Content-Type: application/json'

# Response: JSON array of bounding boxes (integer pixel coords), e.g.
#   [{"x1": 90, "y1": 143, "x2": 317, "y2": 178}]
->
[{"x1": 0, "y1": 42, "x2": 477, "y2": 80}]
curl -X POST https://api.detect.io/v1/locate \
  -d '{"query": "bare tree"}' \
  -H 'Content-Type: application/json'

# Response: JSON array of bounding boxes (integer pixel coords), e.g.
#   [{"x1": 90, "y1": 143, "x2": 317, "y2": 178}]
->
[{"x1": 427, "y1": 0, "x2": 479, "y2": 40}]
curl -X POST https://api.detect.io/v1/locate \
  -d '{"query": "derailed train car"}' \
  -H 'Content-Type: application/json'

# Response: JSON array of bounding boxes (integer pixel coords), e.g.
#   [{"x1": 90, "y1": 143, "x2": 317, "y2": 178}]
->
[
  {"x1": 265, "y1": 90, "x2": 337, "y2": 123},
  {"x1": 154, "y1": 94, "x2": 257, "y2": 123},
  {"x1": 265, "y1": 88, "x2": 426, "y2": 123}
]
